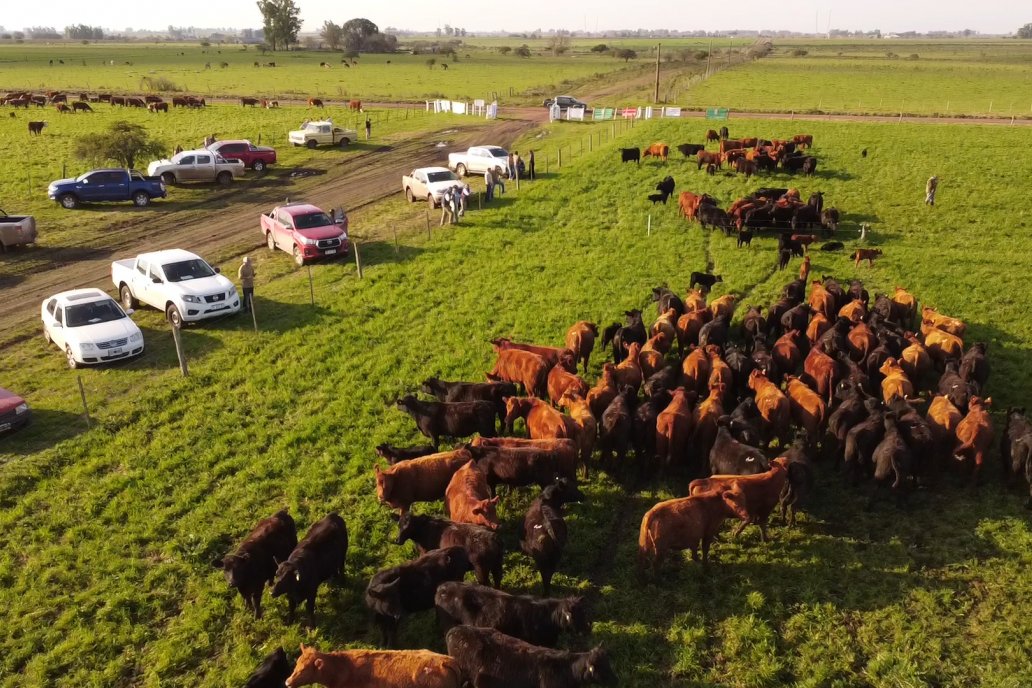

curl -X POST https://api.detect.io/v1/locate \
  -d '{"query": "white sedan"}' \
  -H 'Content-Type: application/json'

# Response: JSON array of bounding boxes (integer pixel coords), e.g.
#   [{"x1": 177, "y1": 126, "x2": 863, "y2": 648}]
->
[{"x1": 42, "y1": 288, "x2": 144, "y2": 368}]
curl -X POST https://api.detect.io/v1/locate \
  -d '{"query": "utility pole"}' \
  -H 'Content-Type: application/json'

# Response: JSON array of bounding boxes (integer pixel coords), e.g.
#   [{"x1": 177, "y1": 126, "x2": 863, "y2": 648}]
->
[{"x1": 654, "y1": 43, "x2": 661, "y2": 103}]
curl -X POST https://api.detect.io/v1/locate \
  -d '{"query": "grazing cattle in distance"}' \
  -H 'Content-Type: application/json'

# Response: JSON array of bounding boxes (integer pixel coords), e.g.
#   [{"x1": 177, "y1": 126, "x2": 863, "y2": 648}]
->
[
  {"x1": 705, "y1": 129, "x2": 719, "y2": 142},
  {"x1": 564, "y1": 321, "x2": 598, "y2": 374},
  {"x1": 638, "y1": 489, "x2": 749, "y2": 572},
  {"x1": 375, "y1": 443, "x2": 436, "y2": 464},
  {"x1": 688, "y1": 457, "x2": 790, "y2": 540},
  {"x1": 678, "y1": 143, "x2": 705, "y2": 157},
  {"x1": 643, "y1": 143, "x2": 670, "y2": 161},
  {"x1": 445, "y1": 460, "x2": 501, "y2": 530},
  {"x1": 446, "y1": 625, "x2": 615, "y2": 688},
  {"x1": 71, "y1": 101, "x2": 92, "y2": 112},
  {"x1": 211, "y1": 509, "x2": 297, "y2": 619},
  {"x1": 365, "y1": 547, "x2": 473, "y2": 647},
  {"x1": 28, "y1": 121, "x2": 47, "y2": 135},
  {"x1": 520, "y1": 479, "x2": 584, "y2": 595},
  {"x1": 375, "y1": 449, "x2": 473, "y2": 513},
  {"x1": 266, "y1": 62, "x2": 276, "y2": 67},
  {"x1": 244, "y1": 647, "x2": 291, "y2": 688},
  {"x1": 395, "y1": 511, "x2": 504, "y2": 587},
  {"x1": 148, "y1": 102, "x2": 168, "y2": 113},
  {"x1": 395, "y1": 395, "x2": 496, "y2": 448},
  {"x1": 435, "y1": 582, "x2": 590, "y2": 648},
  {"x1": 348, "y1": 99, "x2": 362, "y2": 111},
  {"x1": 793, "y1": 134, "x2": 814, "y2": 148},
  {"x1": 287, "y1": 644, "x2": 462, "y2": 688},
  {"x1": 110, "y1": 95, "x2": 127, "y2": 106},
  {"x1": 54, "y1": 103, "x2": 72, "y2": 114},
  {"x1": 241, "y1": 97, "x2": 260, "y2": 107},
  {"x1": 620, "y1": 147, "x2": 640, "y2": 164},
  {"x1": 697, "y1": 150, "x2": 722, "y2": 170},
  {"x1": 126, "y1": 97, "x2": 146, "y2": 108},
  {"x1": 143, "y1": 95, "x2": 163, "y2": 104},
  {"x1": 852, "y1": 248, "x2": 883, "y2": 267},
  {"x1": 271, "y1": 513, "x2": 348, "y2": 623},
  {"x1": 307, "y1": 97, "x2": 323, "y2": 107}
]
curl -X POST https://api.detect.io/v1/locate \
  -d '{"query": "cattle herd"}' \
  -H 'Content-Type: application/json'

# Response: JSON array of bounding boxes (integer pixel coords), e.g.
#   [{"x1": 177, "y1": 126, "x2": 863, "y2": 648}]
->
[{"x1": 208, "y1": 228, "x2": 1032, "y2": 687}]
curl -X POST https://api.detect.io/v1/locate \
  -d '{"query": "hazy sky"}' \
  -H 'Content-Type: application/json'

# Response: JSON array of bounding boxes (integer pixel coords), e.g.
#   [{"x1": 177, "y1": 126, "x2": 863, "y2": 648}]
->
[{"x1": 1, "y1": 1, "x2": 1024, "y2": 34}]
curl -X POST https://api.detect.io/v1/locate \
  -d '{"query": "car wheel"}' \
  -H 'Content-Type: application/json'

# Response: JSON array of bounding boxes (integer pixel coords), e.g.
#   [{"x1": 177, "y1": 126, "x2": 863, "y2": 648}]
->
[
  {"x1": 252, "y1": 160, "x2": 266, "y2": 172},
  {"x1": 132, "y1": 192, "x2": 151, "y2": 207},
  {"x1": 161, "y1": 172, "x2": 176, "y2": 185},
  {"x1": 166, "y1": 304, "x2": 183, "y2": 328},
  {"x1": 306, "y1": 139, "x2": 317, "y2": 149},
  {"x1": 428, "y1": 195, "x2": 436, "y2": 210},
  {"x1": 120, "y1": 284, "x2": 138, "y2": 310},
  {"x1": 65, "y1": 346, "x2": 79, "y2": 369},
  {"x1": 405, "y1": 188, "x2": 414, "y2": 203},
  {"x1": 456, "y1": 164, "x2": 467, "y2": 177},
  {"x1": 266, "y1": 232, "x2": 276, "y2": 251},
  {"x1": 43, "y1": 326, "x2": 51, "y2": 345},
  {"x1": 59, "y1": 193, "x2": 78, "y2": 209},
  {"x1": 216, "y1": 171, "x2": 232, "y2": 186},
  {"x1": 339, "y1": 137, "x2": 350, "y2": 147},
  {"x1": 292, "y1": 245, "x2": 305, "y2": 266}
]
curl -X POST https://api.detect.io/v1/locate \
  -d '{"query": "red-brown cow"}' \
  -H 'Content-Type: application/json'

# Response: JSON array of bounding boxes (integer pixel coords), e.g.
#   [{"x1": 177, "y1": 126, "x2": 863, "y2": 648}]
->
[{"x1": 445, "y1": 460, "x2": 500, "y2": 530}]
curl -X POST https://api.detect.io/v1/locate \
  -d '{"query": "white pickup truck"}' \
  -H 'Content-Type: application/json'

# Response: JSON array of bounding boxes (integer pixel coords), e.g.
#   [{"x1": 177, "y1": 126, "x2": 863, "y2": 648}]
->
[
  {"x1": 146, "y1": 150, "x2": 245, "y2": 186},
  {"x1": 111, "y1": 249, "x2": 241, "y2": 327},
  {"x1": 288, "y1": 120, "x2": 358, "y2": 149},
  {"x1": 447, "y1": 145, "x2": 509, "y2": 177},
  {"x1": 0, "y1": 210, "x2": 37, "y2": 252}
]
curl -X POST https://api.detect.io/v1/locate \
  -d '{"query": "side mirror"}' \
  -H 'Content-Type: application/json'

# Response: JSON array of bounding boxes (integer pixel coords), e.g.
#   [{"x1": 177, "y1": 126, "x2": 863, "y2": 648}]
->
[
  {"x1": 151, "y1": 276, "x2": 162, "y2": 284},
  {"x1": 53, "y1": 322, "x2": 62, "y2": 328},
  {"x1": 214, "y1": 267, "x2": 221, "y2": 274}
]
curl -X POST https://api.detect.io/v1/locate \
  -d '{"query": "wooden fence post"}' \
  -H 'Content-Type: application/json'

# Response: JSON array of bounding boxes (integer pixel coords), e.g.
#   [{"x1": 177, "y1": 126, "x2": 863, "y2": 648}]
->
[
  {"x1": 308, "y1": 265, "x2": 315, "y2": 306},
  {"x1": 354, "y1": 241, "x2": 363, "y2": 278},
  {"x1": 249, "y1": 294, "x2": 258, "y2": 332},
  {"x1": 77, "y1": 375, "x2": 91, "y2": 428},
  {"x1": 393, "y1": 225, "x2": 399, "y2": 254},
  {"x1": 425, "y1": 210, "x2": 431, "y2": 240},
  {"x1": 558, "y1": 149, "x2": 562, "y2": 168},
  {"x1": 171, "y1": 324, "x2": 189, "y2": 377}
]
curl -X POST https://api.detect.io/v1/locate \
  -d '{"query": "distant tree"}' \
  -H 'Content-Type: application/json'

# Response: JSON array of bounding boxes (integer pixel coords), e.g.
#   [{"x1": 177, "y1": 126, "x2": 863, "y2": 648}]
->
[
  {"x1": 1018, "y1": 23, "x2": 1032, "y2": 39},
  {"x1": 12, "y1": 31, "x2": 24, "y2": 40},
  {"x1": 435, "y1": 27, "x2": 442, "y2": 38},
  {"x1": 363, "y1": 33, "x2": 398, "y2": 53},
  {"x1": 75, "y1": 121, "x2": 165, "y2": 171},
  {"x1": 515, "y1": 44, "x2": 531, "y2": 58},
  {"x1": 547, "y1": 33, "x2": 570, "y2": 56},
  {"x1": 426, "y1": 58, "x2": 436, "y2": 69},
  {"x1": 321, "y1": 21, "x2": 344, "y2": 50},
  {"x1": 615, "y1": 48, "x2": 637, "y2": 62},
  {"x1": 590, "y1": 43, "x2": 608, "y2": 53},
  {"x1": 444, "y1": 24, "x2": 453, "y2": 36},
  {"x1": 200, "y1": 40, "x2": 211, "y2": 48},
  {"x1": 460, "y1": 28, "x2": 467, "y2": 37},
  {"x1": 497, "y1": 46, "x2": 512, "y2": 55},
  {"x1": 790, "y1": 48, "x2": 808, "y2": 56},
  {"x1": 342, "y1": 17, "x2": 378, "y2": 52},
  {"x1": 255, "y1": 0, "x2": 301, "y2": 50},
  {"x1": 907, "y1": 53, "x2": 920, "y2": 60}
]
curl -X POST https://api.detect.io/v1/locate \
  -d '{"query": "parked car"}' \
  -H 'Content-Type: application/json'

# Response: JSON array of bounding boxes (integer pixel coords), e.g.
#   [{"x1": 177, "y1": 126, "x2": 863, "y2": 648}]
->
[
  {"x1": 402, "y1": 167, "x2": 463, "y2": 208},
  {"x1": 447, "y1": 146, "x2": 509, "y2": 177},
  {"x1": 0, "y1": 387, "x2": 31, "y2": 434},
  {"x1": 288, "y1": 120, "x2": 358, "y2": 149},
  {"x1": 261, "y1": 203, "x2": 349, "y2": 266},
  {"x1": 543, "y1": 95, "x2": 589, "y2": 109},
  {"x1": 0, "y1": 209, "x2": 37, "y2": 252},
  {"x1": 146, "y1": 150, "x2": 245, "y2": 186},
  {"x1": 206, "y1": 139, "x2": 278, "y2": 172},
  {"x1": 111, "y1": 249, "x2": 241, "y2": 327},
  {"x1": 41, "y1": 288, "x2": 144, "y2": 369},
  {"x1": 47, "y1": 169, "x2": 166, "y2": 209}
]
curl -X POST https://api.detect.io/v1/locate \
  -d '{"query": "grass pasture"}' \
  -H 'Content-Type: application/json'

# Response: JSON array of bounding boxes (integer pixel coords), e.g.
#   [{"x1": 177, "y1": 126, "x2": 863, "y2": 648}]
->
[
  {"x1": 2, "y1": 112, "x2": 1032, "y2": 687},
  {"x1": 686, "y1": 40, "x2": 1032, "y2": 117}
]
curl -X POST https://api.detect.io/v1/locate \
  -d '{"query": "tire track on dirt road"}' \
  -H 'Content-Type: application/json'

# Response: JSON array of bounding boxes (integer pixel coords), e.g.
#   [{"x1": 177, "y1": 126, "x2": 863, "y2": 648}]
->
[{"x1": 0, "y1": 118, "x2": 537, "y2": 345}]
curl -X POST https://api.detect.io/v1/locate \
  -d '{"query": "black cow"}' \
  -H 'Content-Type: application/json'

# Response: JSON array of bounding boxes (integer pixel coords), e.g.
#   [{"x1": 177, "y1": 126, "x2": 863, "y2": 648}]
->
[
  {"x1": 725, "y1": 343, "x2": 755, "y2": 399},
  {"x1": 778, "y1": 434, "x2": 814, "y2": 525},
  {"x1": 780, "y1": 302, "x2": 811, "y2": 334},
  {"x1": 959, "y1": 342, "x2": 989, "y2": 392},
  {"x1": 698, "y1": 315, "x2": 729, "y2": 349},
  {"x1": 655, "y1": 175, "x2": 675, "y2": 197},
  {"x1": 820, "y1": 241, "x2": 844, "y2": 251},
  {"x1": 620, "y1": 148, "x2": 640, "y2": 164},
  {"x1": 677, "y1": 143, "x2": 705, "y2": 157},
  {"x1": 843, "y1": 405, "x2": 885, "y2": 484},
  {"x1": 395, "y1": 512, "x2": 504, "y2": 587},
  {"x1": 435, "y1": 582, "x2": 590, "y2": 647},
  {"x1": 365, "y1": 546, "x2": 472, "y2": 647},
  {"x1": 651, "y1": 286, "x2": 684, "y2": 317},
  {"x1": 243, "y1": 647, "x2": 291, "y2": 688},
  {"x1": 395, "y1": 395, "x2": 496, "y2": 448},
  {"x1": 728, "y1": 396, "x2": 764, "y2": 447},
  {"x1": 466, "y1": 442, "x2": 575, "y2": 491},
  {"x1": 737, "y1": 228, "x2": 753, "y2": 247},
  {"x1": 648, "y1": 192, "x2": 669, "y2": 205},
  {"x1": 791, "y1": 205, "x2": 821, "y2": 232},
  {"x1": 777, "y1": 234, "x2": 804, "y2": 258},
  {"x1": 447, "y1": 626, "x2": 616, "y2": 688},
  {"x1": 374, "y1": 443, "x2": 437, "y2": 464},
  {"x1": 751, "y1": 187, "x2": 788, "y2": 201},
  {"x1": 698, "y1": 205, "x2": 732, "y2": 233},
  {"x1": 782, "y1": 154, "x2": 807, "y2": 173},
  {"x1": 211, "y1": 510, "x2": 297, "y2": 618},
  {"x1": 270, "y1": 513, "x2": 348, "y2": 622},
  {"x1": 820, "y1": 208, "x2": 840, "y2": 232},
  {"x1": 601, "y1": 309, "x2": 646, "y2": 364},
  {"x1": 633, "y1": 389, "x2": 673, "y2": 466},
  {"x1": 643, "y1": 366, "x2": 680, "y2": 399},
  {"x1": 802, "y1": 156, "x2": 818, "y2": 176},
  {"x1": 937, "y1": 362, "x2": 975, "y2": 412},
  {"x1": 688, "y1": 271, "x2": 722, "y2": 291},
  {"x1": 718, "y1": 125, "x2": 729, "y2": 139},
  {"x1": 1001, "y1": 407, "x2": 1032, "y2": 508},
  {"x1": 869, "y1": 413, "x2": 913, "y2": 507},
  {"x1": 598, "y1": 387, "x2": 636, "y2": 467},
  {"x1": 520, "y1": 478, "x2": 584, "y2": 595},
  {"x1": 709, "y1": 418, "x2": 770, "y2": 475},
  {"x1": 420, "y1": 378, "x2": 517, "y2": 425}
]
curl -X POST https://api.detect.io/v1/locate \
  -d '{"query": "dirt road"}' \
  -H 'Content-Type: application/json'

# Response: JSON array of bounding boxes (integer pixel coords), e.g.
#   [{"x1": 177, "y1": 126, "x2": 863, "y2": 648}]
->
[{"x1": 0, "y1": 117, "x2": 538, "y2": 345}]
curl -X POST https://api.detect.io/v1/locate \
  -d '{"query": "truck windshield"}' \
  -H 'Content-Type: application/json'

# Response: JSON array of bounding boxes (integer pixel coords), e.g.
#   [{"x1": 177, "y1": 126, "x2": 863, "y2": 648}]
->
[
  {"x1": 484, "y1": 147, "x2": 507, "y2": 158},
  {"x1": 427, "y1": 171, "x2": 458, "y2": 183},
  {"x1": 163, "y1": 259, "x2": 216, "y2": 282},
  {"x1": 294, "y1": 212, "x2": 334, "y2": 229},
  {"x1": 65, "y1": 299, "x2": 125, "y2": 327}
]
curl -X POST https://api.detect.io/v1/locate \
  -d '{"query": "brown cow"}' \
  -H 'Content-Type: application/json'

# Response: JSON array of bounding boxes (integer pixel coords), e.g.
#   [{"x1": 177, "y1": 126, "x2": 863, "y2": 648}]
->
[
  {"x1": 806, "y1": 312, "x2": 830, "y2": 346},
  {"x1": 687, "y1": 457, "x2": 790, "y2": 540},
  {"x1": 643, "y1": 143, "x2": 669, "y2": 161},
  {"x1": 792, "y1": 134, "x2": 813, "y2": 148},
  {"x1": 564, "y1": 321, "x2": 598, "y2": 374},
  {"x1": 719, "y1": 139, "x2": 745, "y2": 154},
  {"x1": 285, "y1": 644, "x2": 462, "y2": 688},
  {"x1": 504, "y1": 397, "x2": 570, "y2": 440},
  {"x1": 556, "y1": 393, "x2": 597, "y2": 475},
  {"x1": 638, "y1": 332, "x2": 670, "y2": 382},
  {"x1": 879, "y1": 357, "x2": 915, "y2": 403},
  {"x1": 696, "y1": 150, "x2": 722, "y2": 170},
  {"x1": 705, "y1": 129, "x2": 719, "y2": 142},
  {"x1": 685, "y1": 288, "x2": 707, "y2": 312},
  {"x1": 487, "y1": 346, "x2": 549, "y2": 398},
  {"x1": 148, "y1": 102, "x2": 168, "y2": 113},
  {"x1": 490, "y1": 338, "x2": 568, "y2": 369},
  {"x1": 851, "y1": 248, "x2": 882, "y2": 267},
  {"x1": 803, "y1": 341, "x2": 840, "y2": 405},
  {"x1": 847, "y1": 321, "x2": 877, "y2": 362},
  {"x1": 638, "y1": 489, "x2": 749, "y2": 573},
  {"x1": 691, "y1": 382, "x2": 726, "y2": 463},
  {"x1": 445, "y1": 461, "x2": 500, "y2": 530},
  {"x1": 748, "y1": 369, "x2": 791, "y2": 445},
  {"x1": 613, "y1": 342, "x2": 643, "y2": 393},
  {"x1": 922, "y1": 322, "x2": 964, "y2": 365},
  {"x1": 655, "y1": 387, "x2": 695, "y2": 470},
  {"x1": 375, "y1": 449, "x2": 473, "y2": 513},
  {"x1": 651, "y1": 309, "x2": 678, "y2": 344},
  {"x1": 709, "y1": 294, "x2": 736, "y2": 321},
  {"x1": 676, "y1": 309, "x2": 710, "y2": 355},
  {"x1": 349, "y1": 99, "x2": 362, "y2": 111},
  {"x1": 587, "y1": 363, "x2": 619, "y2": 419},
  {"x1": 954, "y1": 396, "x2": 993, "y2": 483},
  {"x1": 308, "y1": 97, "x2": 324, "y2": 107},
  {"x1": 799, "y1": 255, "x2": 811, "y2": 283},
  {"x1": 55, "y1": 103, "x2": 72, "y2": 114},
  {"x1": 681, "y1": 345, "x2": 710, "y2": 394},
  {"x1": 926, "y1": 394, "x2": 963, "y2": 470},
  {"x1": 900, "y1": 333, "x2": 933, "y2": 383},
  {"x1": 892, "y1": 287, "x2": 918, "y2": 325},
  {"x1": 706, "y1": 346, "x2": 733, "y2": 401},
  {"x1": 839, "y1": 299, "x2": 867, "y2": 324},
  {"x1": 809, "y1": 281, "x2": 836, "y2": 320},
  {"x1": 772, "y1": 330, "x2": 803, "y2": 378},
  {"x1": 547, "y1": 356, "x2": 589, "y2": 405},
  {"x1": 921, "y1": 307, "x2": 966, "y2": 338},
  {"x1": 785, "y1": 376, "x2": 826, "y2": 443}
]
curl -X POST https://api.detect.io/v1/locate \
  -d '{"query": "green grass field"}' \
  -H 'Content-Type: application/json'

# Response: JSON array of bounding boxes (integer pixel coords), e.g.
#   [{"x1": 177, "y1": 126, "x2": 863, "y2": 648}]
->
[
  {"x1": 686, "y1": 40, "x2": 1032, "y2": 117},
  {"x1": 2, "y1": 112, "x2": 1032, "y2": 687}
]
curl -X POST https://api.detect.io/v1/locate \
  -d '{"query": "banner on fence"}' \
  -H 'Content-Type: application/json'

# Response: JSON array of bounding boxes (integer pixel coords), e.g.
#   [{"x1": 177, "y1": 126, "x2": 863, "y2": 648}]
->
[
  {"x1": 705, "y1": 107, "x2": 730, "y2": 120},
  {"x1": 568, "y1": 106, "x2": 586, "y2": 121},
  {"x1": 592, "y1": 107, "x2": 615, "y2": 121},
  {"x1": 486, "y1": 101, "x2": 498, "y2": 119},
  {"x1": 663, "y1": 106, "x2": 682, "y2": 118},
  {"x1": 451, "y1": 101, "x2": 466, "y2": 115},
  {"x1": 620, "y1": 107, "x2": 638, "y2": 119}
]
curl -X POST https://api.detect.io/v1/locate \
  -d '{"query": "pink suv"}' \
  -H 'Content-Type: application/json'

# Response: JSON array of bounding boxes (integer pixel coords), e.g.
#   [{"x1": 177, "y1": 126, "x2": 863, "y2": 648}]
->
[{"x1": 261, "y1": 203, "x2": 350, "y2": 266}]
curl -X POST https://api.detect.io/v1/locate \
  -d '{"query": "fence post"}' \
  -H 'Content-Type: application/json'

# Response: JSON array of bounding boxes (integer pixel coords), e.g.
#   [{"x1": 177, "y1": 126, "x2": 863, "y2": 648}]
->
[
  {"x1": 477, "y1": 191, "x2": 482, "y2": 210},
  {"x1": 77, "y1": 375, "x2": 91, "y2": 428},
  {"x1": 249, "y1": 294, "x2": 258, "y2": 332},
  {"x1": 171, "y1": 324, "x2": 189, "y2": 377},
  {"x1": 557, "y1": 149, "x2": 562, "y2": 168},
  {"x1": 647, "y1": 213, "x2": 652, "y2": 237},
  {"x1": 393, "y1": 225, "x2": 399, "y2": 254},
  {"x1": 988, "y1": 100, "x2": 993, "y2": 113},
  {"x1": 589, "y1": 135, "x2": 592, "y2": 152},
  {"x1": 354, "y1": 241, "x2": 363, "y2": 278},
  {"x1": 308, "y1": 265, "x2": 315, "y2": 306},
  {"x1": 425, "y1": 209, "x2": 431, "y2": 240}
]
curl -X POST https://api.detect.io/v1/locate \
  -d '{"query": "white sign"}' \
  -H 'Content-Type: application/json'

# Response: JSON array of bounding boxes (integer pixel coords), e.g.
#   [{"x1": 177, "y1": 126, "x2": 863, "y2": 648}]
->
[{"x1": 568, "y1": 106, "x2": 585, "y2": 121}]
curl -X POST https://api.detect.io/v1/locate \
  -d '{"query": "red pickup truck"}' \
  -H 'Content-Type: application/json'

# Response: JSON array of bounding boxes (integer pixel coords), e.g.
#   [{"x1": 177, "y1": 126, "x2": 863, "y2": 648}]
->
[
  {"x1": 261, "y1": 203, "x2": 349, "y2": 266},
  {"x1": 207, "y1": 140, "x2": 278, "y2": 172}
]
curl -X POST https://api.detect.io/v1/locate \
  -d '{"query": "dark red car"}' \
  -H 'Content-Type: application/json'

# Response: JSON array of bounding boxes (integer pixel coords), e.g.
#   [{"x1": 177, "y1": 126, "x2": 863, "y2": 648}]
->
[
  {"x1": 207, "y1": 140, "x2": 278, "y2": 173},
  {"x1": 0, "y1": 387, "x2": 31, "y2": 434}
]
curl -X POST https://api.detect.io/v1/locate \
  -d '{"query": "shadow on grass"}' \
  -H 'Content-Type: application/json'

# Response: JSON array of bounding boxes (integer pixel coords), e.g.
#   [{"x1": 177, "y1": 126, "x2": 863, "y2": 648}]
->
[
  {"x1": 0, "y1": 408, "x2": 87, "y2": 458},
  {"x1": 217, "y1": 297, "x2": 335, "y2": 335},
  {"x1": 353, "y1": 240, "x2": 426, "y2": 268}
]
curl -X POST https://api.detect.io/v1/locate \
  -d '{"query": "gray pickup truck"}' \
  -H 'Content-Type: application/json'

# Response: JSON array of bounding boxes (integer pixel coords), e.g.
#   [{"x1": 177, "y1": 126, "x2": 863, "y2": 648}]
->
[{"x1": 0, "y1": 210, "x2": 37, "y2": 252}]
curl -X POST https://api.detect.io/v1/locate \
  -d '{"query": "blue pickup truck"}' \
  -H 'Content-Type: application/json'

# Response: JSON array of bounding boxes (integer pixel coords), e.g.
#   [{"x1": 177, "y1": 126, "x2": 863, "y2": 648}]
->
[{"x1": 47, "y1": 169, "x2": 167, "y2": 209}]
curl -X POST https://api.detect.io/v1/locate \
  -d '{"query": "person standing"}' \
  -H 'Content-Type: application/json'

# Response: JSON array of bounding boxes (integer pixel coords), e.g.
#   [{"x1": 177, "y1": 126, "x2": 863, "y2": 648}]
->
[
  {"x1": 493, "y1": 166, "x2": 506, "y2": 195},
  {"x1": 925, "y1": 176, "x2": 938, "y2": 206},
  {"x1": 458, "y1": 184, "x2": 470, "y2": 217},
  {"x1": 440, "y1": 187, "x2": 455, "y2": 226},
  {"x1": 528, "y1": 150, "x2": 536, "y2": 180},
  {"x1": 238, "y1": 256, "x2": 255, "y2": 312},
  {"x1": 484, "y1": 168, "x2": 495, "y2": 202},
  {"x1": 507, "y1": 152, "x2": 516, "y2": 180},
  {"x1": 365, "y1": 117, "x2": 372, "y2": 141},
  {"x1": 450, "y1": 184, "x2": 462, "y2": 223}
]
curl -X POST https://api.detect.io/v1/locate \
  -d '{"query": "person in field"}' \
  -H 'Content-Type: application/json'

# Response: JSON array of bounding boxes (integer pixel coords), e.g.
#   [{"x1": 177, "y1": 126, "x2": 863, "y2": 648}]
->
[
  {"x1": 528, "y1": 150, "x2": 536, "y2": 180},
  {"x1": 925, "y1": 176, "x2": 938, "y2": 206},
  {"x1": 493, "y1": 166, "x2": 506, "y2": 195},
  {"x1": 458, "y1": 184, "x2": 470, "y2": 217},
  {"x1": 507, "y1": 152, "x2": 516, "y2": 180},
  {"x1": 484, "y1": 168, "x2": 495, "y2": 202},
  {"x1": 440, "y1": 187, "x2": 455, "y2": 226},
  {"x1": 238, "y1": 256, "x2": 255, "y2": 312},
  {"x1": 365, "y1": 117, "x2": 371, "y2": 140}
]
